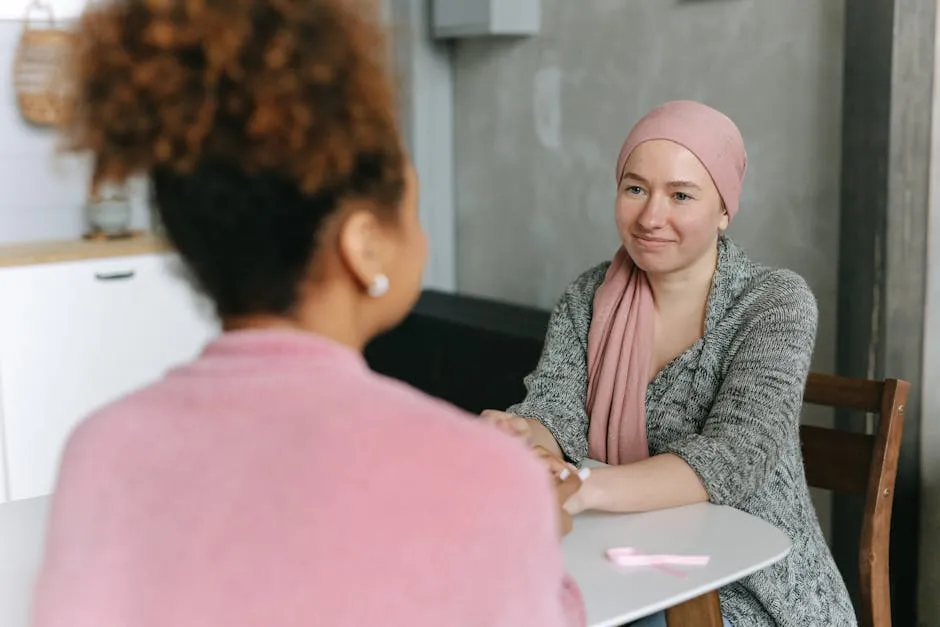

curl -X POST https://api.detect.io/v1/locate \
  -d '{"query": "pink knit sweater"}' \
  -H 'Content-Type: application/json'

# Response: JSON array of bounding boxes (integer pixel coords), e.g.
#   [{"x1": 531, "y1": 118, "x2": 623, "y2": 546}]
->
[{"x1": 31, "y1": 329, "x2": 585, "y2": 627}]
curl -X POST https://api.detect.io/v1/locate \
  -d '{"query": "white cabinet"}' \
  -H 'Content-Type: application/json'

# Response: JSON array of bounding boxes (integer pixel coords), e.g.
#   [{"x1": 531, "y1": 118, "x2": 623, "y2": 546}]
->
[{"x1": 0, "y1": 252, "x2": 218, "y2": 502}]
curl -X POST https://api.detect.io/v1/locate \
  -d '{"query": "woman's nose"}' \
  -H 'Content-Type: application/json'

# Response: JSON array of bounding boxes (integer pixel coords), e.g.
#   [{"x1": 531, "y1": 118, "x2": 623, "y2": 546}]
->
[{"x1": 636, "y1": 195, "x2": 668, "y2": 230}]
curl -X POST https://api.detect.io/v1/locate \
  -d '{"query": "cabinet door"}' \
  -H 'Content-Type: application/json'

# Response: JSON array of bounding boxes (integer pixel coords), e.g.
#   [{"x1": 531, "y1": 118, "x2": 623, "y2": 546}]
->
[{"x1": 0, "y1": 253, "x2": 219, "y2": 501}]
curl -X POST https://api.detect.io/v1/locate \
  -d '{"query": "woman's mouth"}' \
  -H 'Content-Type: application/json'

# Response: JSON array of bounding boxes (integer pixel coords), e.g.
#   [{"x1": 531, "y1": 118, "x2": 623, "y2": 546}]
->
[{"x1": 632, "y1": 234, "x2": 674, "y2": 248}]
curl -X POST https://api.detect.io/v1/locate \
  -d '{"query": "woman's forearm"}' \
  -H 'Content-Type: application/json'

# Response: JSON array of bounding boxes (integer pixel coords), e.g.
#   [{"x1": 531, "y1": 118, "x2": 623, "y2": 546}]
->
[
  {"x1": 526, "y1": 419, "x2": 564, "y2": 459},
  {"x1": 580, "y1": 454, "x2": 708, "y2": 513}
]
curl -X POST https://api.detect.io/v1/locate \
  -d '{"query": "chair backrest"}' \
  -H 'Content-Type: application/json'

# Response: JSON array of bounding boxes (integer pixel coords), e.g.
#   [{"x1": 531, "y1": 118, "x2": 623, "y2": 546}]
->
[{"x1": 800, "y1": 372, "x2": 909, "y2": 627}]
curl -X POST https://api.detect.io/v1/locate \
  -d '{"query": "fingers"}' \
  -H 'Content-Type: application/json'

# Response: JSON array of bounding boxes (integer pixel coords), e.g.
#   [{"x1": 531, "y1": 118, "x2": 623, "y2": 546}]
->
[
  {"x1": 553, "y1": 467, "x2": 581, "y2": 538},
  {"x1": 508, "y1": 417, "x2": 531, "y2": 437},
  {"x1": 558, "y1": 507, "x2": 574, "y2": 537},
  {"x1": 479, "y1": 412, "x2": 585, "y2": 536},
  {"x1": 563, "y1": 494, "x2": 585, "y2": 517},
  {"x1": 480, "y1": 409, "x2": 506, "y2": 427},
  {"x1": 554, "y1": 466, "x2": 583, "y2": 504},
  {"x1": 532, "y1": 445, "x2": 571, "y2": 475},
  {"x1": 510, "y1": 441, "x2": 584, "y2": 537},
  {"x1": 481, "y1": 410, "x2": 531, "y2": 442},
  {"x1": 480, "y1": 409, "x2": 503, "y2": 422}
]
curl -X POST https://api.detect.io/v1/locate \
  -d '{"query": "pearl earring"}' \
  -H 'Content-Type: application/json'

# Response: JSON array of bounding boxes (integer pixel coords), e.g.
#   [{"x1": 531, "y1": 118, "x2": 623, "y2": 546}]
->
[{"x1": 367, "y1": 274, "x2": 389, "y2": 298}]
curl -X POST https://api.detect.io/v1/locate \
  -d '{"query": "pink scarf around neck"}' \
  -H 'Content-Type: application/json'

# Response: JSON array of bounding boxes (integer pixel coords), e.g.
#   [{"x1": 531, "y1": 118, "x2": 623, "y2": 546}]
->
[{"x1": 585, "y1": 247, "x2": 653, "y2": 465}]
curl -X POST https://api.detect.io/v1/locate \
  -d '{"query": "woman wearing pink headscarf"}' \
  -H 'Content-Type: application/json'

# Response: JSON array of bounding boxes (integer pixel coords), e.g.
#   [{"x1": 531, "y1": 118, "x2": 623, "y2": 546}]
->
[{"x1": 484, "y1": 101, "x2": 856, "y2": 627}]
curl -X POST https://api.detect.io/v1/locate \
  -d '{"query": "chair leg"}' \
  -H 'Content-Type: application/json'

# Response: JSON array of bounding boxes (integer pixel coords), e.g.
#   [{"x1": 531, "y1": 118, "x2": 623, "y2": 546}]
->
[{"x1": 664, "y1": 591, "x2": 723, "y2": 627}]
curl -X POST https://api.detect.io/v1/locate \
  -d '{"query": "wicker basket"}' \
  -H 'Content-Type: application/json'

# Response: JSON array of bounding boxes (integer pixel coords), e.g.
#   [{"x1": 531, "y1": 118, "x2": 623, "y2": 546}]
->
[{"x1": 12, "y1": 1, "x2": 76, "y2": 127}]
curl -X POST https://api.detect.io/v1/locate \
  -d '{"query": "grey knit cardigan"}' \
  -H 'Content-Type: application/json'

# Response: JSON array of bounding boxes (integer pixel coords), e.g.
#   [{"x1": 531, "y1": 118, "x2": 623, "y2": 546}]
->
[{"x1": 507, "y1": 237, "x2": 857, "y2": 627}]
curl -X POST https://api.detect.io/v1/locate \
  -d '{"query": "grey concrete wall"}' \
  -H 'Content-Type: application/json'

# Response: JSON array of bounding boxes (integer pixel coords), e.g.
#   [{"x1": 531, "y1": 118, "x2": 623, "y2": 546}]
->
[
  {"x1": 919, "y1": 11, "x2": 940, "y2": 623},
  {"x1": 451, "y1": 0, "x2": 844, "y2": 531}
]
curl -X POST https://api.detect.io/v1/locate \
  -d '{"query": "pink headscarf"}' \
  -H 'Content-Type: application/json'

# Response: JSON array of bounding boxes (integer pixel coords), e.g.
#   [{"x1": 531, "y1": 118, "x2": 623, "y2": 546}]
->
[{"x1": 585, "y1": 100, "x2": 747, "y2": 465}]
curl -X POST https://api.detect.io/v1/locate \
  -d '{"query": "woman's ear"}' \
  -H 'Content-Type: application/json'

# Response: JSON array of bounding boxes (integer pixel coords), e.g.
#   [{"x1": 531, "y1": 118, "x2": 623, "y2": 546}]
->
[
  {"x1": 336, "y1": 208, "x2": 389, "y2": 293},
  {"x1": 718, "y1": 203, "x2": 730, "y2": 232}
]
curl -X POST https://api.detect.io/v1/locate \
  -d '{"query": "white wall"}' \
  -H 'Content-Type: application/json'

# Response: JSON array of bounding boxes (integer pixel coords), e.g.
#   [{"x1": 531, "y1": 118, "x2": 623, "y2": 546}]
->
[
  {"x1": 0, "y1": 9, "x2": 150, "y2": 245},
  {"x1": 0, "y1": 3, "x2": 455, "y2": 291},
  {"x1": 0, "y1": 0, "x2": 86, "y2": 21},
  {"x1": 388, "y1": 0, "x2": 455, "y2": 291}
]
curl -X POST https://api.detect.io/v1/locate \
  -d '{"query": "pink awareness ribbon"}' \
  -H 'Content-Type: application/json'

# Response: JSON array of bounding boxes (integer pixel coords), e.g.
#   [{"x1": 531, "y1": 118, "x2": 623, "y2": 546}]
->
[{"x1": 605, "y1": 547, "x2": 710, "y2": 578}]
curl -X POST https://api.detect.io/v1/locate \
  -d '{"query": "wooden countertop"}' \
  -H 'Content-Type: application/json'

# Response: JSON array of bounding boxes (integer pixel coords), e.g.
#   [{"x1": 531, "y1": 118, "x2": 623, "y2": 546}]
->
[{"x1": 0, "y1": 233, "x2": 171, "y2": 268}]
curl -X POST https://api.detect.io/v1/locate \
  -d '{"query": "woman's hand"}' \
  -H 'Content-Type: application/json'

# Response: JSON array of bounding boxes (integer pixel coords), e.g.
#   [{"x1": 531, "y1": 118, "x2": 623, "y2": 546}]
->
[
  {"x1": 480, "y1": 411, "x2": 566, "y2": 459},
  {"x1": 532, "y1": 445, "x2": 591, "y2": 523},
  {"x1": 553, "y1": 464, "x2": 583, "y2": 538},
  {"x1": 562, "y1": 484, "x2": 589, "y2": 517},
  {"x1": 481, "y1": 410, "x2": 532, "y2": 443},
  {"x1": 531, "y1": 445, "x2": 572, "y2": 475},
  {"x1": 480, "y1": 412, "x2": 588, "y2": 526}
]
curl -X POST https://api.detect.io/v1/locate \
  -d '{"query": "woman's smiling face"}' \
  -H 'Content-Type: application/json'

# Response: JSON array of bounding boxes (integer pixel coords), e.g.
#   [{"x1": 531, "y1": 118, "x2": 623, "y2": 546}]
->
[{"x1": 615, "y1": 139, "x2": 728, "y2": 276}]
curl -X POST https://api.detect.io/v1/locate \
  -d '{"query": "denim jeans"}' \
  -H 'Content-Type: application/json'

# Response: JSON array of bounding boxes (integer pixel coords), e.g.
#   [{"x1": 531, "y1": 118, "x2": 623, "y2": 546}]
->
[{"x1": 629, "y1": 610, "x2": 732, "y2": 626}]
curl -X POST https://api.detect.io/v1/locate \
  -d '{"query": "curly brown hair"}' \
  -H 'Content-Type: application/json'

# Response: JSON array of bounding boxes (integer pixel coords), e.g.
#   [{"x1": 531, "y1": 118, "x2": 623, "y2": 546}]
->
[{"x1": 64, "y1": 0, "x2": 406, "y2": 317}]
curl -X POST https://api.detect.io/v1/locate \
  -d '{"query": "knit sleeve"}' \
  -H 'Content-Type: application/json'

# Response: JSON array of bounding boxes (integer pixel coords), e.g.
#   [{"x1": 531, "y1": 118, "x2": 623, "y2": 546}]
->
[
  {"x1": 505, "y1": 264, "x2": 606, "y2": 465},
  {"x1": 661, "y1": 271, "x2": 818, "y2": 508}
]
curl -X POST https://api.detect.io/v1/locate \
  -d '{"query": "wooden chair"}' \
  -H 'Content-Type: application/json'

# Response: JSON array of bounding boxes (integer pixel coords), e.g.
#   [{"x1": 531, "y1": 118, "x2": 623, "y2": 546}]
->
[{"x1": 800, "y1": 372, "x2": 909, "y2": 627}]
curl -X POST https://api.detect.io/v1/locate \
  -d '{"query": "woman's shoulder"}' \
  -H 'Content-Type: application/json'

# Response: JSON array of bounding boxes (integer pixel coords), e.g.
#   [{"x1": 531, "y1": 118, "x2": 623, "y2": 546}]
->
[
  {"x1": 565, "y1": 261, "x2": 610, "y2": 299},
  {"x1": 744, "y1": 266, "x2": 817, "y2": 311},
  {"x1": 537, "y1": 261, "x2": 610, "y2": 343},
  {"x1": 555, "y1": 261, "x2": 609, "y2": 316},
  {"x1": 722, "y1": 239, "x2": 818, "y2": 322}
]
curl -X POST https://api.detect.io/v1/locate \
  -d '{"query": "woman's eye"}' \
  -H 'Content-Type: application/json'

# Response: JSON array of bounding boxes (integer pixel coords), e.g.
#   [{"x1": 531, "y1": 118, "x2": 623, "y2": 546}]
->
[
  {"x1": 626, "y1": 186, "x2": 643, "y2": 195},
  {"x1": 674, "y1": 191, "x2": 691, "y2": 201}
]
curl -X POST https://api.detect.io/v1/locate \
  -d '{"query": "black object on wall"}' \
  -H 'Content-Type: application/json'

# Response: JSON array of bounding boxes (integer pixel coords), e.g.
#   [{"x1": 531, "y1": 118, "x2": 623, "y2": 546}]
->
[{"x1": 365, "y1": 290, "x2": 549, "y2": 413}]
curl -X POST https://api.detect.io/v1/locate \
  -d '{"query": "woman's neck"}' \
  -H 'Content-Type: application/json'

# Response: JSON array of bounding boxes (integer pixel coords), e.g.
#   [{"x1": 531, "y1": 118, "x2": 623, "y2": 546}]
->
[
  {"x1": 223, "y1": 285, "x2": 372, "y2": 352},
  {"x1": 647, "y1": 242, "x2": 719, "y2": 312},
  {"x1": 223, "y1": 313, "x2": 366, "y2": 351}
]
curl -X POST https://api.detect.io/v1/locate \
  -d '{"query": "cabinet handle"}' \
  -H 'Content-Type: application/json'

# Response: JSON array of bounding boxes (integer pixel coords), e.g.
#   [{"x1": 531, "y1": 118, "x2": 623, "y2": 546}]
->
[{"x1": 94, "y1": 270, "x2": 136, "y2": 281}]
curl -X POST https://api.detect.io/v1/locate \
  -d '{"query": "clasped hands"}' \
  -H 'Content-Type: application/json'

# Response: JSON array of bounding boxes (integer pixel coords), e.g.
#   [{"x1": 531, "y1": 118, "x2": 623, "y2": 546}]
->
[{"x1": 480, "y1": 410, "x2": 589, "y2": 533}]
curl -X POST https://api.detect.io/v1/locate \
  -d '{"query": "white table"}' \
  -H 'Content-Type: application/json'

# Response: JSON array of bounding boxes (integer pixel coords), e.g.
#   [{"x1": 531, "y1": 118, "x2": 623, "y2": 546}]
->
[
  {"x1": 0, "y1": 496, "x2": 47, "y2": 627},
  {"x1": 2, "y1": 494, "x2": 789, "y2": 627},
  {"x1": 563, "y1": 504, "x2": 791, "y2": 626}
]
